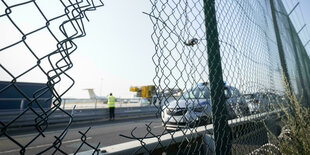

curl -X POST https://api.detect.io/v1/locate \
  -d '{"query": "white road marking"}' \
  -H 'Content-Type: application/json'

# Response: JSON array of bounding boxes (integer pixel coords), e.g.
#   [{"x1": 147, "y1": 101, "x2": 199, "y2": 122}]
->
[{"x1": 0, "y1": 137, "x2": 92, "y2": 154}]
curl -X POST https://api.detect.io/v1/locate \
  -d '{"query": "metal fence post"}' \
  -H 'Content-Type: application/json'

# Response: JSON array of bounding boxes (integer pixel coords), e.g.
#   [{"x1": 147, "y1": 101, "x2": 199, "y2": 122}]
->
[
  {"x1": 203, "y1": 0, "x2": 232, "y2": 154},
  {"x1": 300, "y1": 49, "x2": 310, "y2": 106},
  {"x1": 303, "y1": 51, "x2": 310, "y2": 87},
  {"x1": 270, "y1": 0, "x2": 293, "y2": 93},
  {"x1": 95, "y1": 99, "x2": 98, "y2": 109},
  {"x1": 287, "y1": 19, "x2": 309, "y2": 104},
  {"x1": 63, "y1": 99, "x2": 66, "y2": 110}
]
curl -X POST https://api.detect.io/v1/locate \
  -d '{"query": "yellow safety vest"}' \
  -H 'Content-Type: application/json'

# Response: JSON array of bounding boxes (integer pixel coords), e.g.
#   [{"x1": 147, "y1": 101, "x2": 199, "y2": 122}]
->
[{"x1": 108, "y1": 96, "x2": 115, "y2": 107}]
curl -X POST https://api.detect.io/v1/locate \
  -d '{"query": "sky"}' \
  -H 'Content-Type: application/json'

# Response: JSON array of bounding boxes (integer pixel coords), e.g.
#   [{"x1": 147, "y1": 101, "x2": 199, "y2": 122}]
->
[
  {"x1": 283, "y1": 0, "x2": 310, "y2": 51},
  {"x1": 1, "y1": 0, "x2": 310, "y2": 99},
  {"x1": 63, "y1": 0, "x2": 155, "y2": 98},
  {"x1": 1, "y1": 0, "x2": 155, "y2": 98},
  {"x1": 64, "y1": 0, "x2": 310, "y2": 98}
]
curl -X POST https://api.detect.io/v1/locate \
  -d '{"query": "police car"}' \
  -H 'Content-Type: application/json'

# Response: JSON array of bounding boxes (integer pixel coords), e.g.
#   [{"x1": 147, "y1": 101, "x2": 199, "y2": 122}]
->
[{"x1": 161, "y1": 82, "x2": 249, "y2": 130}]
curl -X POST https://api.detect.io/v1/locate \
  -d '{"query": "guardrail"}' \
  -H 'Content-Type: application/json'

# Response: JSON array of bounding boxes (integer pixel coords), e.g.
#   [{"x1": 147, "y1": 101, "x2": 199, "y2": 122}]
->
[
  {"x1": 0, "y1": 106, "x2": 158, "y2": 128},
  {"x1": 61, "y1": 99, "x2": 153, "y2": 110},
  {"x1": 77, "y1": 109, "x2": 283, "y2": 155},
  {"x1": 0, "y1": 97, "x2": 150, "y2": 111}
]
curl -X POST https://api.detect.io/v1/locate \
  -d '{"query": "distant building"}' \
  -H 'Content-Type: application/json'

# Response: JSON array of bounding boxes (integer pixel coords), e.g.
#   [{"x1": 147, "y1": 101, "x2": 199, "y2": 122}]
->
[{"x1": 0, "y1": 81, "x2": 53, "y2": 110}]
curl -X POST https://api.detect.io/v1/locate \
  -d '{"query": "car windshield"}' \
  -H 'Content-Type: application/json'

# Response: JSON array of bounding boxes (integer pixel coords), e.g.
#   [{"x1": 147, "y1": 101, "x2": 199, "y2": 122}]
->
[{"x1": 183, "y1": 87, "x2": 210, "y2": 99}]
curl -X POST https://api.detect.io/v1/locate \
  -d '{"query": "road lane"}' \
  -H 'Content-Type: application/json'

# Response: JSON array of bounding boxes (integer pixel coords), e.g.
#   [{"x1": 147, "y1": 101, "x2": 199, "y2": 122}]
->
[{"x1": 0, "y1": 116, "x2": 164, "y2": 155}]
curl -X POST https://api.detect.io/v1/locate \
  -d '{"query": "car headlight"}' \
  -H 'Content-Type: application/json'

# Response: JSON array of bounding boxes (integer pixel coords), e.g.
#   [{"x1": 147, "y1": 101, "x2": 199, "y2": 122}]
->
[
  {"x1": 166, "y1": 108, "x2": 173, "y2": 115},
  {"x1": 166, "y1": 108, "x2": 187, "y2": 115}
]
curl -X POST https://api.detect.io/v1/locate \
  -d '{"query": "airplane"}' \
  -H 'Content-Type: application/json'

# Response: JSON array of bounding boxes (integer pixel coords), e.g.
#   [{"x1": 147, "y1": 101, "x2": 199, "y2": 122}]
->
[
  {"x1": 84, "y1": 88, "x2": 124, "y2": 104},
  {"x1": 84, "y1": 88, "x2": 108, "y2": 104}
]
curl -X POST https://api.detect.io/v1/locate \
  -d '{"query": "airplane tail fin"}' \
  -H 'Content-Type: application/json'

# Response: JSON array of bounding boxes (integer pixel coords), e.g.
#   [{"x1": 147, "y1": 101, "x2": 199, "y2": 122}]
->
[{"x1": 84, "y1": 89, "x2": 97, "y2": 99}]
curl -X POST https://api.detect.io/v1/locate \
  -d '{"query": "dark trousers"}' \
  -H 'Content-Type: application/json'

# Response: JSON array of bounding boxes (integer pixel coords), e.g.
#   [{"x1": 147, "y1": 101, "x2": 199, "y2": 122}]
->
[{"x1": 109, "y1": 107, "x2": 115, "y2": 119}]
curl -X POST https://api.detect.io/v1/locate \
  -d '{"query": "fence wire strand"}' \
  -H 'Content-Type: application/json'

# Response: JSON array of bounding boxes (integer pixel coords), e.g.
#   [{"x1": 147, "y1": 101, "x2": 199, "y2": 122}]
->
[{"x1": 0, "y1": 0, "x2": 103, "y2": 154}]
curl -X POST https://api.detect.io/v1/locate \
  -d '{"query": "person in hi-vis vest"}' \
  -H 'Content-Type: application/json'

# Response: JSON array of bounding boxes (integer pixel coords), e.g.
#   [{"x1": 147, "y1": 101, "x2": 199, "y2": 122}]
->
[{"x1": 108, "y1": 93, "x2": 115, "y2": 120}]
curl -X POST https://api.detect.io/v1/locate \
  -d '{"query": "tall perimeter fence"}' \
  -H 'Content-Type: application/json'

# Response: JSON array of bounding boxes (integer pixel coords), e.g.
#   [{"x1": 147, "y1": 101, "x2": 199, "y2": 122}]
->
[
  {"x1": 1, "y1": 0, "x2": 310, "y2": 154},
  {"x1": 122, "y1": 0, "x2": 310, "y2": 154}
]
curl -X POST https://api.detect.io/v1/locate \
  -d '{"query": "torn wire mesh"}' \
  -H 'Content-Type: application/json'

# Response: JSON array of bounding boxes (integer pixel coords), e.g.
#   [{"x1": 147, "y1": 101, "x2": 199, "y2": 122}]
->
[{"x1": 0, "y1": 0, "x2": 103, "y2": 154}]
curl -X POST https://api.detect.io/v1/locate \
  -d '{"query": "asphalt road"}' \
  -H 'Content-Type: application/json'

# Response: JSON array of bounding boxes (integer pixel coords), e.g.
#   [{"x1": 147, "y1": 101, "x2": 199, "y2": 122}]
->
[{"x1": 0, "y1": 116, "x2": 164, "y2": 155}]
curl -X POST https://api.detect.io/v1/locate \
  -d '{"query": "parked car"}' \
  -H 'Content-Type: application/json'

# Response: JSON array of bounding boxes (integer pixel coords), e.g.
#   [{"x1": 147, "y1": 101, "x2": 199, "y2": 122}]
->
[
  {"x1": 161, "y1": 83, "x2": 249, "y2": 130},
  {"x1": 224, "y1": 85, "x2": 250, "y2": 118},
  {"x1": 244, "y1": 93, "x2": 261, "y2": 114},
  {"x1": 244, "y1": 92, "x2": 284, "y2": 114}
]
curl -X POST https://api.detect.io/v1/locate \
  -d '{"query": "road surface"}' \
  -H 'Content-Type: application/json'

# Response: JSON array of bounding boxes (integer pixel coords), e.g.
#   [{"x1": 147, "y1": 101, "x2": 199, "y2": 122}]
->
[{"x1": 0, "y1": 116, "x2": 164, "y2": 155}]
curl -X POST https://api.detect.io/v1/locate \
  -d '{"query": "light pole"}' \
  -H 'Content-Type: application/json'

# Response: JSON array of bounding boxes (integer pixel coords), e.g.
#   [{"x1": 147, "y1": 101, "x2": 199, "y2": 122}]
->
[{"x1": 100, "y1": 77, "x2": 103, "y2": 96}]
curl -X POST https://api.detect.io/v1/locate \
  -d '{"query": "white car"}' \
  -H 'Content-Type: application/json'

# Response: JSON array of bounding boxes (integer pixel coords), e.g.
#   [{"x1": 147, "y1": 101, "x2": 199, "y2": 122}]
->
[
  {"x1": 224, "y1": 85, "x2": 250, "y2": 118},
  {"x1": 244, "y1": 92, "x2": 283, "y2": 114},
  {"x1": 161, "y1": 83, "x2": 249, "y2": 130}
]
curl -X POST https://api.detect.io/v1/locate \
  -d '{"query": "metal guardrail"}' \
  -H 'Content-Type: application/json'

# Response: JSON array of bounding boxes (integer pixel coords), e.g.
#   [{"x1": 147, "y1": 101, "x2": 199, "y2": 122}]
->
[
  {"x1": 0, "y1": 97, "x2": 149, "y2": 111},
  {"x1": 77, "y1": 109, "x2": 283, "y2": 155},
  {"x1": 0, "y1": 106, "x2": 157, "y2": 128}
]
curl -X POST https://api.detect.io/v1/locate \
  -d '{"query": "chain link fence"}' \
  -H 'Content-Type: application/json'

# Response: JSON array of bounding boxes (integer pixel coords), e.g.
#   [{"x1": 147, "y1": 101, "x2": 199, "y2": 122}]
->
[
  {"x1": 0, "y1": 0, "x2": 103, "y2": 154},
  {"x1": 1, "y1": 0, "x2": 310, "y2": 154},
  {"x1": 120, "y1": 0, "x2": 310, "y2": 154}
]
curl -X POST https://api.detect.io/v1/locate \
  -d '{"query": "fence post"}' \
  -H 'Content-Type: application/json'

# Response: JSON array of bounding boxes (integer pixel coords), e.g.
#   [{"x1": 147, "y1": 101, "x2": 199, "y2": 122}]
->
[
  {"x1": 287, "y1": 19, "x2": 309, "y2": 104},
  {"x1": 203, "y1": 0, "x2": 232, "y2": 154},
  {"x1": 63, "y1": 99, "x2": 66, "y2": 110},
  {"x1": 302, "y1": 51, "x2": 310, "y2": 88},
  {"x1": 270, "y1": 0, "x2": 293, "y2": 93},
  {"x1": 300, "y1": 49, "x2": 310, "y2": 106}
]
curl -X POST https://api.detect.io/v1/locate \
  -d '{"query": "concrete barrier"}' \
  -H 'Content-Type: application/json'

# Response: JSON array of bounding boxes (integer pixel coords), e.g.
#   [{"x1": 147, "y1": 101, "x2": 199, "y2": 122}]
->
[{"x1": 77, "y1": 109, "x2": 283, "y2": 155}]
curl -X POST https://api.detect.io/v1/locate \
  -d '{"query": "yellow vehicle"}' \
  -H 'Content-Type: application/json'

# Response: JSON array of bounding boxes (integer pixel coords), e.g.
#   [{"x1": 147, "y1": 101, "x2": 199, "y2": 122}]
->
[{"x1": 130, "y1": 85, "x2": 156, "y2": 101}]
